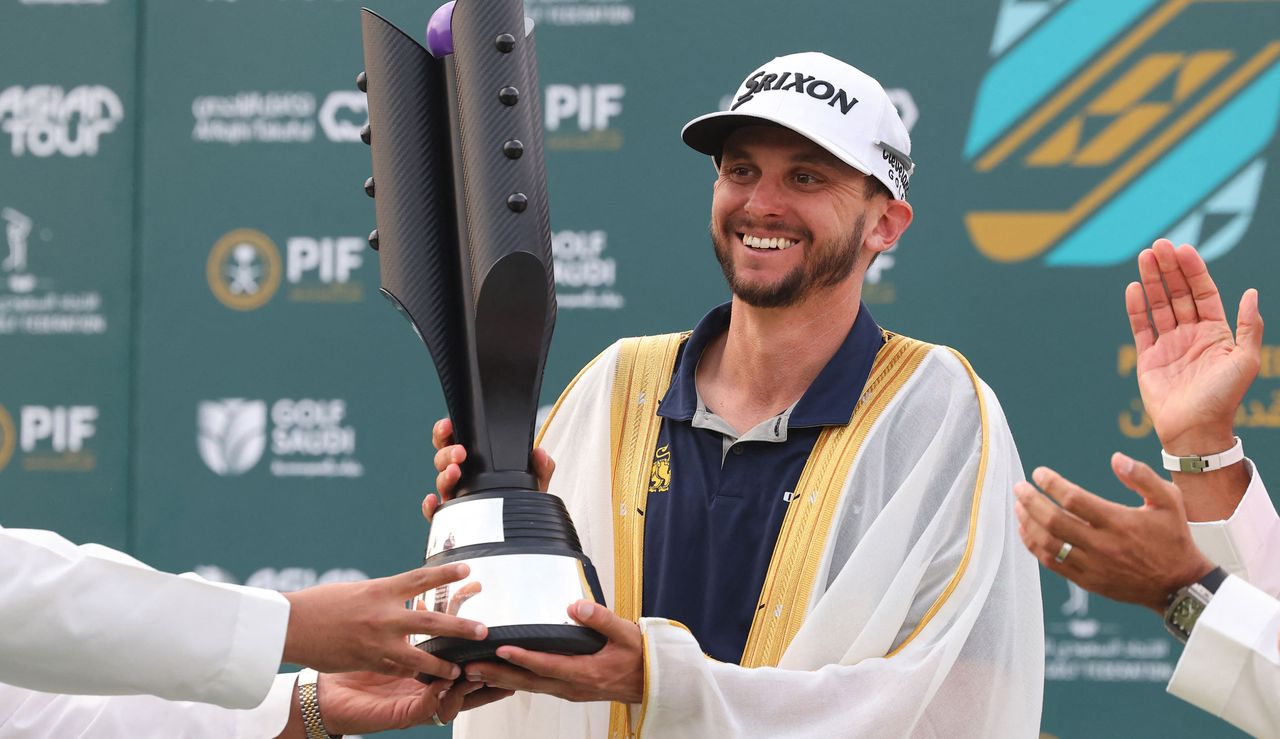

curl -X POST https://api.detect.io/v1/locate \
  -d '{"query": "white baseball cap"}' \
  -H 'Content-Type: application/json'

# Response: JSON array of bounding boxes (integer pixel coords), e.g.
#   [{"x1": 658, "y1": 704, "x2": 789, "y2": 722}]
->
[{"x1": 682, "y1": 52, "x2": 914, "y2": 201}]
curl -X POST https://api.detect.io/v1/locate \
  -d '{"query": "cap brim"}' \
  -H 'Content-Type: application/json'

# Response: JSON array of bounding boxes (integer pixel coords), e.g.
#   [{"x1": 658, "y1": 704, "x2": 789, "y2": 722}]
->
[{"x1": 681, "y1": 110, "x2": 877, "y2": 181}]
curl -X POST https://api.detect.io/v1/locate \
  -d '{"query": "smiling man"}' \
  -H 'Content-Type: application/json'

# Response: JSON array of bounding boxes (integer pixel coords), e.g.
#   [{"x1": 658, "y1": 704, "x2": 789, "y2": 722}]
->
[{"x1": 433, "y1": 52, "x2": 1044, "y2": 738}]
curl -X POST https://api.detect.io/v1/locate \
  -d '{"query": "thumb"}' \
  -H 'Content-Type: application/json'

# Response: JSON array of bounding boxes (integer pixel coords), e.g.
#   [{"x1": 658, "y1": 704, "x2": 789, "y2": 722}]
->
[
  {"x1": 1236, "y1": 288, "x2": 1264, "y2": 358},
  {"x1": 568, "y1": 600, "x2": 632, "y2": 643},
  {"x1": 1111, "y1": 452, "x2": 1179, "y2": 510}
]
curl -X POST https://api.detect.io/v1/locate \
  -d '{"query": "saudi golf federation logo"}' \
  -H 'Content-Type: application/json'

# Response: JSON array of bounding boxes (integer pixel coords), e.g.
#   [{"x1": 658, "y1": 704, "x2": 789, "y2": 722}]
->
[
  {"x1": 3, "y1": 208, "x2": 35, "y2": 293},
  {"x1": 963, "y1": 0, "x2": 1280, "y2": 266},
  {"x1": 197, "y1": 399, "x2": 267, "y2": 476},
  {"x1": 207, "y1": 229, "x2": 282, "y2": 310}
]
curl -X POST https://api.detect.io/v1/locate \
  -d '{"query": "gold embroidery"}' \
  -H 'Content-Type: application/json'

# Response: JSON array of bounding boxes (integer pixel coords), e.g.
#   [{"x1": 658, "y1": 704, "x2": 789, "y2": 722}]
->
[
  {"x1": 648, "y1": 444, "x2": 672, "y2": 493},
  {"x1": 740, "y1": 333, "x2": 935, "y2": 668}
]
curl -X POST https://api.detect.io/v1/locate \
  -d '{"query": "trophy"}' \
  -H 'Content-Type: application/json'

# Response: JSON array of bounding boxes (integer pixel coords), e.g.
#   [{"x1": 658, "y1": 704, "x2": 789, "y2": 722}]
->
[{"x1": 357, "y1": 2, "x2": 607, "y2": 666}]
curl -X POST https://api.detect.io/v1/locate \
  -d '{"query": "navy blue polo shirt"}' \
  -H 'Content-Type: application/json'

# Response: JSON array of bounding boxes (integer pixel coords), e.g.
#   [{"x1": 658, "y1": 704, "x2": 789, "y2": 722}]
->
[{"x1": 642, "y1": 301, "x2": 884, "y2": 664}]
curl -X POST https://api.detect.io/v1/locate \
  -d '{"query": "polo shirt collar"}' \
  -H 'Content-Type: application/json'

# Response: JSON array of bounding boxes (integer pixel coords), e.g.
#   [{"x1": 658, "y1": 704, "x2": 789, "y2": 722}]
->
[{"x1": 657, "y1": 301, "x2": 884, "y2": 427}]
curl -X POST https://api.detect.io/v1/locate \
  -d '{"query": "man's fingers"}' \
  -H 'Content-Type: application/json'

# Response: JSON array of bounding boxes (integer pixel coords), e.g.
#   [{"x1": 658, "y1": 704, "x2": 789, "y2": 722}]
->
[
  {"x1": 373, "y1": 657, "x2": 415, "y2": 680},
  {"x1": 1153, "y1": 240, "x2": 1198, "y2": 325},
  {"x1": 1125, "y1": 282, "x2": 1156, "y2": 354},
  {"x1": 1138, "y1": 246, "x2": 1176, "y2": 335},
  {"x1": 437, "y1": 681, "x2": 483, "y2": 723},
  {"x1": 1175, "y1": 243, "x2": 1226, "y2": 322},
  {"x1": 423, "y1": 493, "x2": 440, "y2": 522},
  {"x1": 567, "y1": 600, "x2": 636, "y2": 645},
  {"x1": 432, "y1": 418, "x2": 455, "y2": 451},
  {"x1": 400, "y1": 608, "x2": 488, "y2": 641},
  {"x1": 465, "y1": 660, "x2": 556, "y2": 694},
  {"x1": 434, "y1": 444, "x2": 467, "y2": 473},
  {"x1": 393, "y1": 643, "x2": 462, "y2": 680},
  {"x1": 1030, "y1": 466, "x2": 1122, "y2": 527},
  {"x1": 492, "y1": 645, "x2": 582, "y2": 682},
  {"x1": 1110, "y1": 452, "x2": 1180, "y2": 511},
  {"x1": 1014, "y1": 479, "x2": 1097, "y2": 550},
  {"x1": 1237, "y1": 288, "x2": 1264, "y2": 358},
  {"x1": 461, "y1": 686, "x2": 515, "y2": 712},
  {"x1": 531, "y1": 448, "x2": 556, "y2": 492},
  {"x1": 392, "y1": 563, "x2": 471, "y2": 598}
]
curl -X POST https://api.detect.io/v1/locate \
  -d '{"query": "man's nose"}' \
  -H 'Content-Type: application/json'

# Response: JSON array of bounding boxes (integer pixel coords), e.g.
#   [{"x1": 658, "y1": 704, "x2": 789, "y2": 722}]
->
[{"x1": 743, "y1": 177, "x2": 788, "y2": 220}]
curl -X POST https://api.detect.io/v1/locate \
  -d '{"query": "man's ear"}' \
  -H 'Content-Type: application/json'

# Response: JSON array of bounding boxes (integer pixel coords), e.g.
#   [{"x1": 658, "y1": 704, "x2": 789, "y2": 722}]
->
[{"x1": 864, "y1": 199, "x2": 913, "y2": 255}]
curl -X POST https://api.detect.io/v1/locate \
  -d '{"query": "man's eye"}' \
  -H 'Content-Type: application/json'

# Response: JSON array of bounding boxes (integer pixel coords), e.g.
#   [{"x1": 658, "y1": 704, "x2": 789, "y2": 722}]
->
[
  {"x1": 794, "y1": 173, "x2": 819, "y2": 185},
  {"x1": 725, "y1": 165, "x2": 753, "y2": 179}
]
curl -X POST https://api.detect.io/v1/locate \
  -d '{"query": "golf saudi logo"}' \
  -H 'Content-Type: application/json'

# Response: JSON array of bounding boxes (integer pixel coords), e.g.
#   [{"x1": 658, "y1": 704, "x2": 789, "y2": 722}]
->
[
  {"x1": 964, "y1": 0, "x2": 1280, "y2": 266},
  {"x1": 197, "y1": 399, "x2": 268, "y2": 476},
  {"x1": 207, "y1": 229, "x2": 282, "y2": 310}
]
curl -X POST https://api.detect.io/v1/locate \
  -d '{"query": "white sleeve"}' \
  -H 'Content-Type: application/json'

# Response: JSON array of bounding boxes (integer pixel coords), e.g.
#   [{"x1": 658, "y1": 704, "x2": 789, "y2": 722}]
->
[
  {"x1": 1167, "y1": 576, "x2": 1280, "y2": 737},
  {"x1": 0, "y1": 673, "x2": 296, "y2": 738},
  {"x1": 0, "y1": 525, "x2": 289, "y2": 708},
  {"x1": 1188, "y1": 462, "x2": 1280, "y2": 596}
]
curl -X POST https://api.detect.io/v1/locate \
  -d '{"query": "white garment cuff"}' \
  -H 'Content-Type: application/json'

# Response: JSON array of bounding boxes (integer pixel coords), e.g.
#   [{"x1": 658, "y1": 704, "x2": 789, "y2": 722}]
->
[
  {"x1": 637, "y1": 617, "x2": 701, "y2": 737},
  {"x1": 1168, "y1": 575, "x2": 1280, "y2": 716},
  {"x1": 1188, "y1": 459, "x2": 1277, "y2": 579},
  {"x1": 234, "y1": 672, "x2": 298, "y2": 739},
  {"x1": 194, "y1": 579, "x2": 290, "y2": 708}
]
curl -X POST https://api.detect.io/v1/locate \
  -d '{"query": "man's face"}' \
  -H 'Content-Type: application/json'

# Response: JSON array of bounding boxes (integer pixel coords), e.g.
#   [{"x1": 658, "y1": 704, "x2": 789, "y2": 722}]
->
[{"x1": 709, "y1": 125, "x2": 876, "y2": 309}]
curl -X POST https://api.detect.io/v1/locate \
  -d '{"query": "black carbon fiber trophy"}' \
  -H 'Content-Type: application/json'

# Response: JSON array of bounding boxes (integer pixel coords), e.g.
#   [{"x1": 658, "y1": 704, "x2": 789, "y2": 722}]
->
[{"x1": 358, "y1": 1, "x2": 606, "y2": 666}]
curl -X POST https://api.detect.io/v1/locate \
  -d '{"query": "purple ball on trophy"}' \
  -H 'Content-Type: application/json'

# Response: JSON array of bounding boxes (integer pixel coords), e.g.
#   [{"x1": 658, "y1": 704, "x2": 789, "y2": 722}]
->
[{"x1": 425, "y1": 1, "x2": 456, "y2": 58}]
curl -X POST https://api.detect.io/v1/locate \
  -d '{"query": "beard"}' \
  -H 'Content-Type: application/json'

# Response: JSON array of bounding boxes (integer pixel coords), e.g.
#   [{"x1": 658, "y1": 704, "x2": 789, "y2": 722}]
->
[{"x1": 710, "y1": 214, "x2": 864, "y2": 309}]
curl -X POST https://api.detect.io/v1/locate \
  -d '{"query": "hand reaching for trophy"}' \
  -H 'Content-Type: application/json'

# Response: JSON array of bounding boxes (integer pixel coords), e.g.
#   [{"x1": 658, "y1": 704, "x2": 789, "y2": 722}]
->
[
  {"x1": 424, "y1": 417, "x2": 644, "y2": 704},
  {"x1": 424, "y1": 417, "x2": 556, "y2": 521}
]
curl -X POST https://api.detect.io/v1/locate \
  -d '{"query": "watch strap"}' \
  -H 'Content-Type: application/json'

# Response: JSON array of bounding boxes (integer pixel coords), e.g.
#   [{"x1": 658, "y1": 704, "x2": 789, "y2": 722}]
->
[
  {"x1": 1198, "y1": 565, "x2": 1228, "y2": 594},
  {"x1": 1161, "y1": 436, "x2": 1244, "y2": 473},
  {"x1": 297, "y1": 669, "x2": 341, "y2": 739}
]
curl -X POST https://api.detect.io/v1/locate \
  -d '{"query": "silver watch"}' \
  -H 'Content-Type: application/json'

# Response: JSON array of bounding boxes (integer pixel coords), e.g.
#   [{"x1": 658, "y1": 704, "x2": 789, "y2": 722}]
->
[{"x1": 1164, "y1": 567, "x2": 1228, "y2": 644}]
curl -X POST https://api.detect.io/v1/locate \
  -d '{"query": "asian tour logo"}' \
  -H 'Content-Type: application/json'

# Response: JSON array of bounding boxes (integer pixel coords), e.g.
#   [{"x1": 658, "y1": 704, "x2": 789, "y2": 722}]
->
[
  {"x1": 0, "y1": 85, "x2": 123, "y2": 157},
  {"x1": 963, "y1": 0, "x2": 1280, "y2": 266},
  {"x1": 198, "y1": 398, "x2": 364, "y2": 479},
  {"x1": 208, "y1": 229, "x2": 367, "y2": 310}
]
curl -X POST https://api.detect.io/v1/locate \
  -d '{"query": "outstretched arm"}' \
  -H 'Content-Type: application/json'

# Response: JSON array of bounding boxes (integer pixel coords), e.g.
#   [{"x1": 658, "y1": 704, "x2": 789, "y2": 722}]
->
[{"x1": 1128, "y1": 240, "x2": 1262, "y2": 519}]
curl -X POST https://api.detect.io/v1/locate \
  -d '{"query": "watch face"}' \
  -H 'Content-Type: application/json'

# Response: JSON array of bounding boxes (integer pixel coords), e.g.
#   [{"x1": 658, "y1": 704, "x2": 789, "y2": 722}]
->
[{"x1": 1171, "y1": 597, "x2": 1204, "y2": 630}]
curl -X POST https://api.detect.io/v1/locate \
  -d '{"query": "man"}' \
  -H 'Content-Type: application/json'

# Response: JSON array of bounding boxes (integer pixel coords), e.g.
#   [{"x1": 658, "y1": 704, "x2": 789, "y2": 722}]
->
[
  {"x1": 430, "y1": 52, "x2": 1043, "y2": 737},
  {"x1": 0, "y1": 525, "x2": 504, "y2": 734},
  {"x1": 1016, "y1": 241, "x2": 1277, "y2": 735}
]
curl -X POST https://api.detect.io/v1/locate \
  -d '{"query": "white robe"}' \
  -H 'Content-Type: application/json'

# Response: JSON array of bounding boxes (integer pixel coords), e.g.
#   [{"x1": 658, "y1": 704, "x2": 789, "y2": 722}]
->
[
  {"x1": 456, "y1": 339, "x2": 1044, "y2": 738},
  {"x1": 0, "y1": 525, "x2": 293, "y2": 737},
  {"x1": 1171, "y1": 463, "x2": 1280, "y2": 737}
]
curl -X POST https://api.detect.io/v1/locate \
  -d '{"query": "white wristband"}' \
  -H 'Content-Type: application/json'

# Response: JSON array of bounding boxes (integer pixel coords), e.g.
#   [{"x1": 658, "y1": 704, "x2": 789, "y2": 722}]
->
[{"x1": 1161, "y1": 436, "x2": 1244, "y2": 473}]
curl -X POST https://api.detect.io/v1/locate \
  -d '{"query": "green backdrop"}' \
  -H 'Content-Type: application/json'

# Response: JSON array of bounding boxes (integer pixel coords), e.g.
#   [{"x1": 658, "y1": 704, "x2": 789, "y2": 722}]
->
[{"x1": 3, "y1": 1, "x2": 1278, "y2": 736}]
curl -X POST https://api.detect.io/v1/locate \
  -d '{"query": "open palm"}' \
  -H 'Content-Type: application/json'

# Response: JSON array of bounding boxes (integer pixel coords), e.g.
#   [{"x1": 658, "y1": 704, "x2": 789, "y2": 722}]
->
[
  {"x1": 320, "y1": 671, "x2": 511, "y2": 735},
  {"x1": 1127, "y1": 241, "x2": 1262, "y2": 452}
]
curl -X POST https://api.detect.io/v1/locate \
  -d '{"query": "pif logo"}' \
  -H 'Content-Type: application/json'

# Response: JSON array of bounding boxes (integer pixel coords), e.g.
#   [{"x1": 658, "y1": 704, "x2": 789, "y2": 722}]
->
[
  {"x1": 544, "y1": 84, "x2": 624, "y2": 150},
  {"x1": 0, "y1": 404, "x2": 15, "y2": 472},
  {"x1": 963, "y1": 0, "x2": 1280, "y2": 266},
  {"x1": 207, "y1": 229, "x2": 282, "y2": 311},
  {"x1": 18, "y1": 405, "x2": 98, "y2": 472}
]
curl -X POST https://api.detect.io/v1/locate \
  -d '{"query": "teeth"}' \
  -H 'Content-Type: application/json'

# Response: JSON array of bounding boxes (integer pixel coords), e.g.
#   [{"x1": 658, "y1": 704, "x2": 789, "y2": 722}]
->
[{"x1": 742, "y1": 234, "x2": 798, "y2": 250}]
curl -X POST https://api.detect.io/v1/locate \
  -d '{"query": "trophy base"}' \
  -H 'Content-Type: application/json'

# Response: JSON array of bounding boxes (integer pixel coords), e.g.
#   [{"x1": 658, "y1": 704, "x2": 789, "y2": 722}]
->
[{"x1": 416, "y1": 623, "x2": 606, "y2": 682}]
